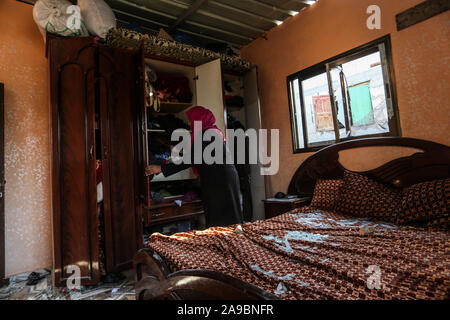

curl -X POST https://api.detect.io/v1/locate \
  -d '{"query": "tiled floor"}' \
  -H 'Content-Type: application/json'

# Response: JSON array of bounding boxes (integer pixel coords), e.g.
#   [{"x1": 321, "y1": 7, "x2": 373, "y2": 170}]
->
[{"x1": 0, "y1": 269, "x2": 135, "y2": 300}]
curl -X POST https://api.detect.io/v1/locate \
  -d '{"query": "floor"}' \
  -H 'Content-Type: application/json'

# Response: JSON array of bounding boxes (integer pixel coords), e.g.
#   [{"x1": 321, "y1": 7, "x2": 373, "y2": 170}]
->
[{"x1": 0, "y1": 269, "x2": 135, "y2": 300}]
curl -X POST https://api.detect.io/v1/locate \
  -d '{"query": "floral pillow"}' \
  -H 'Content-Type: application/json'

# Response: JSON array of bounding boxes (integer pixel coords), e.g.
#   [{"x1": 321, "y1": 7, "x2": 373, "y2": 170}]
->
[
  {"x1": 310, "y1": 179, "x2": 343, "y2": 211},
  {"x1": 334, "y1": 170, "x2": 402, "y2": 223}
]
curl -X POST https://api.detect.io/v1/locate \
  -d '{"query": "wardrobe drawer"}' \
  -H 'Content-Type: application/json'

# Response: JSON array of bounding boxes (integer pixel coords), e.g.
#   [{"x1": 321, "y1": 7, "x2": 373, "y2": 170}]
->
[
  {"x1": 179, "y1": 201, "x2": 203, "y2": 215},
  {"x1": 152, "y1": 205, "x2": 178, "y2": 220},
  {"x1": 144, "y1": 201, "x2": 204, "y2": 226},
  {"x1": 144, "y1": 205, "x2": 177, "y2": 225}
]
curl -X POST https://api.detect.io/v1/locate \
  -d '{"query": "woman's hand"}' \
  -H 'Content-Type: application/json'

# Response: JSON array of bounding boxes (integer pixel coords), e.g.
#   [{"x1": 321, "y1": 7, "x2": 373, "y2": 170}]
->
[{"x1": 145, "y1": 165, "x2": 162, "y2": 176}]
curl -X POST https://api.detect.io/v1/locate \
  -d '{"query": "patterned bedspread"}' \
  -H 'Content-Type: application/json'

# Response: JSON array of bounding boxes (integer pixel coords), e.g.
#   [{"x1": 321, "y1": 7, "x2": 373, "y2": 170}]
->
[{"x1": 146, "y1": 207, "x2": 450, "y2": 300}]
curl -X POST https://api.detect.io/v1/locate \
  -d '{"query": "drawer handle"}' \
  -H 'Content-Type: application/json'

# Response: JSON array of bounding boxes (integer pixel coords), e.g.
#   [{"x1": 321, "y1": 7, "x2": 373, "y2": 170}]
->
[{"x1": 153, "y1": 212, "x2": 166, "y2": 217}]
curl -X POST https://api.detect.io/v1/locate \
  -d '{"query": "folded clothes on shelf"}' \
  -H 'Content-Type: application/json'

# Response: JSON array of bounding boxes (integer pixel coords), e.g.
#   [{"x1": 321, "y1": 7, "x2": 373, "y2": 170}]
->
[
  {"x1": 154, "y1": 114, "x2": 191, "y2": 134},
  {"x1": 150, "y1": 191, "x2": 164, "y2": 204},
  {"x1": 155, "y1": 72, "x2": 192, "y2": 103},
  {"x1": 147, "y1": 113, "x2": 190, "y2": 134},
  {"x1": 148, "y1": 136, "x2": 171, "y2": 154},
  {"x1": 147, "y1": 118, "x2": 161, "y2": 129},
  {"x1": 148, "y1": 152, "x2": 167, "y2": 166},
  {"x1": 153, "y1": 152, "x2": 170, "y2": 160},
  {"x1": 158, "y1": 189, "x2": 172, "y2": 197},
  {"x1": 174, "y1": 200, "x2": 182, "y2": 207},
  {"x1": 181, "y1": 191, "x2": 199, "y2": 202}
]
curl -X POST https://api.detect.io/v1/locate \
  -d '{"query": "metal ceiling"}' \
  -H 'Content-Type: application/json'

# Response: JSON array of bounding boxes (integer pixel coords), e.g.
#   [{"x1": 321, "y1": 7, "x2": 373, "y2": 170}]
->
[{"x1": 105, "y1": 0, "x2": 317, "y2": 48}]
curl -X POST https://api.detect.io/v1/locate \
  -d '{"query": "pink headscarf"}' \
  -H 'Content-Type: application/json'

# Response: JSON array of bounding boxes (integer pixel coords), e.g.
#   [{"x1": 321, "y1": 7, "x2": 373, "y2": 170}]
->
[
  {"x1": 185, "y1": 106, "x2": 224, "y2": 175},
  {"x1": 186, "y1": 106, "x2": 224, "y2": 144}
]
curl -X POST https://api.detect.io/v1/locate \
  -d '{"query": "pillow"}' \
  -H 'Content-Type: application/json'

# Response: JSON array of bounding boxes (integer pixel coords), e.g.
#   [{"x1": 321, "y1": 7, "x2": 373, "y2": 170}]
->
[
  {"x1": 78, "y1": 0, "x2": 116, "y2": 38},
  {"x1": 334, "y1": 171, "x2": 401, "y2": 222},
  {"x1": 310, "y1": 179, "x2": 343, "y2": 211},
  {"x1": 422, "y1": 216, "x2": 449, "y2": 231},
  {"x1": 398, "y1": 178, "x2": 449, "y2": 228}
]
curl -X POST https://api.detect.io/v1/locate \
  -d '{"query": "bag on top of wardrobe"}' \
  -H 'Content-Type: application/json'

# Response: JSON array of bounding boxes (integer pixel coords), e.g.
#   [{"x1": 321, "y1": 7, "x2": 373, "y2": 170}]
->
[
  {"x1": 33, "y1": 0, "x2": 89, "y2": 39},
  {"x1": 77, "y1": 0, "x2": 116, "y2": 38}
]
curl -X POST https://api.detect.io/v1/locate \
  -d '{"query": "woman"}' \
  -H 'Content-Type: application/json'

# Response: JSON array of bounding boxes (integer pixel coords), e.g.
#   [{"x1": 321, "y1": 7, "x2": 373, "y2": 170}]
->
[{"x1": 145, "y1": 106, "x2": 243, "y2": 227}]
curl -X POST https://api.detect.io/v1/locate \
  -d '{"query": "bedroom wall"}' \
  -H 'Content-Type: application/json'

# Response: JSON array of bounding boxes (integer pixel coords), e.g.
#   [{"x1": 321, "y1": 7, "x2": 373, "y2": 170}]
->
[
  {"x1": 241, "y1": 0, "x2": 450, "y2": 195},
  {"x1": 0, "y1": 0, "x2": 52, "y2": 276}
]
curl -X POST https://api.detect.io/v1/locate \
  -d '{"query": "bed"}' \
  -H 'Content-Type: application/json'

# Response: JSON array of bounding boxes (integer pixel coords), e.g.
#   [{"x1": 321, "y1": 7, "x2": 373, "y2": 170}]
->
[{"x1": 134, "y1": 137, "x2": 450, "y2": 300}]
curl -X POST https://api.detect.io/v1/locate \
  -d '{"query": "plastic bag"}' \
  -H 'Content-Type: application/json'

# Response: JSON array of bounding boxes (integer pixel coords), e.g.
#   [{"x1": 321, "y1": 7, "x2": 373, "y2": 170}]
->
[
  {"x1": 77, "y1": 0, "x2": 116, "y2": 38},
  {"x1": 33, "y1": 0, "x2": 88, "y2": 38}
]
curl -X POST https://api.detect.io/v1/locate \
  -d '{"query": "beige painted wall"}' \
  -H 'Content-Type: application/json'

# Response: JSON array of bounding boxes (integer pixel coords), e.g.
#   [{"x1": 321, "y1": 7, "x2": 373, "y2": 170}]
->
[
  {"x1": 0, "y1": 0, "x2": 449, "y2": 276},
  {"x1": 0, "y1": 0, "x2": 52, "y2": 276},
  {"x1": 241, "y1": 0, "x2": 450, "y2": 195}
]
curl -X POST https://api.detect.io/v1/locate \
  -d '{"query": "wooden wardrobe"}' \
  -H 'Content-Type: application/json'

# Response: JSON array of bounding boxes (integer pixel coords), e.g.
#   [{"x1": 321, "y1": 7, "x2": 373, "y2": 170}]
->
[
  {"x1": 48, "y1": 35, "x2": 264, "y2": 286},
  {"x1": 48, "y1": 35, "x2": 143, "y2": 286}
]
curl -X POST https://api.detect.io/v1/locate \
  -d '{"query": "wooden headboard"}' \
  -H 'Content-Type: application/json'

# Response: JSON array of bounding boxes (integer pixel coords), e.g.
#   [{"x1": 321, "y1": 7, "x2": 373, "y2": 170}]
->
[{"x1": 288, "y1": 137, "x2": 450, "y2": 195}]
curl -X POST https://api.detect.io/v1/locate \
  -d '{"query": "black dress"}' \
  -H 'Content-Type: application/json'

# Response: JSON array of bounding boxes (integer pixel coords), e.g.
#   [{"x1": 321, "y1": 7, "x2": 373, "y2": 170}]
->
[{"x1": 160, "y1": 135, "x2": 243, "y2": 228}]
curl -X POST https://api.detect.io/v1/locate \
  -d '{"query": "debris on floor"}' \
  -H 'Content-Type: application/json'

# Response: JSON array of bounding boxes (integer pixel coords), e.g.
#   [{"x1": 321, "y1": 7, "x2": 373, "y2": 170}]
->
[{"x1": 0, "y1": 269, "x2": 135, "y2": 300}]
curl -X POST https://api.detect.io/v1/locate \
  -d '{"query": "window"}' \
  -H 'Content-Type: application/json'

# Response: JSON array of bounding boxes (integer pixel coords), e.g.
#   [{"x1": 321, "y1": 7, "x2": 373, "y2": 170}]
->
[{"x1": 287, "y1": 36, "x2": 400, "y2": 153}]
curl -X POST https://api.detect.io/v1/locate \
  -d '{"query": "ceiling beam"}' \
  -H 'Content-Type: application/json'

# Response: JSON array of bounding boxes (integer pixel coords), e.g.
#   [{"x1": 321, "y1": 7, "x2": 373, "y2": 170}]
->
[
  {"x1": 168, "y1": 0, "x2": 209, "y2": 32},
  {"x1": 116, "y1": 18, "x2": 159, "y2": 34},
  {"x1": 109, "y1": 0, "x2": 177, "y2": 19},
  {"x1": 159, "y1": 0, "x2": 265, "y2": 33},
  {"x1": 177, "y1": 28, "x2": 244, "y2": 47},
  {"x1": 113, "y1": 8, "x2": 245, "y2": 46},
  {"x1": 242, "y1": 0, "x2": 298, "y2": 16},
  {"x1": 113, "y1": 8, "x2": 169, "y2": 28},
  {"x1": 186, "y1": 20, "x2": 254, "y2": 41},
  {"x1": 209, "y1": 0, "x2": 280, "y2": 25},
  {"x1": 292, "y1": 0, "x2": 316, "y2": 5},
  {"x1": 110, "y1": 0, "x2": 252, "y2": 42}
]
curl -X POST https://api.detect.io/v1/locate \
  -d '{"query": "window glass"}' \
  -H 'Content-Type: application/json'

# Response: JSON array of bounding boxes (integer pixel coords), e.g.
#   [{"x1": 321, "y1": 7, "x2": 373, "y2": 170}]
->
[
  {"x1": 287, "y1": 37, "x2": 399, "y2": 152},
  {"x1": 300, "y1": 72, "x2": 336, "y2": 148},
  {"x1": 339, "y1": 50, "x2": 390, "y2": 137},
  {"x1": 289, "y1": 78, "x2": 304, "y2": 149}
]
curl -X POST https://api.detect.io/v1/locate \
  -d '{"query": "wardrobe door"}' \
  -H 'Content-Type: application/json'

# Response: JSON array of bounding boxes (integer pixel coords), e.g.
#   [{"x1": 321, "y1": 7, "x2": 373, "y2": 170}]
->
[
  {"x1": 244, "y1": 67, "x2": 266, "y2": 221},
  {"x1": 98, "y1": 47, "x2": 142, "y2": 272},
  {"x1": 49, "y1": 37, "x2": 100, "y2": 286},
  {"x1": 195, "y1": 59, "x2": 226, "y2": 134}
]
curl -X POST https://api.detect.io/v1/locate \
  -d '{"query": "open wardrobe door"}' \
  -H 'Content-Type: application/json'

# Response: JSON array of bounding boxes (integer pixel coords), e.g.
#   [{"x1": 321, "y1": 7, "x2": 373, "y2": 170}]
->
[
  {"x1": 243, "y1": 68, "x2": 266, "y2": 221},
  {"x1": 0, "y1": 83, "x2": 5, "y2": 284},
  {"x1": 195, "y1": 59, "x2": 226, "y2": 133}
]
